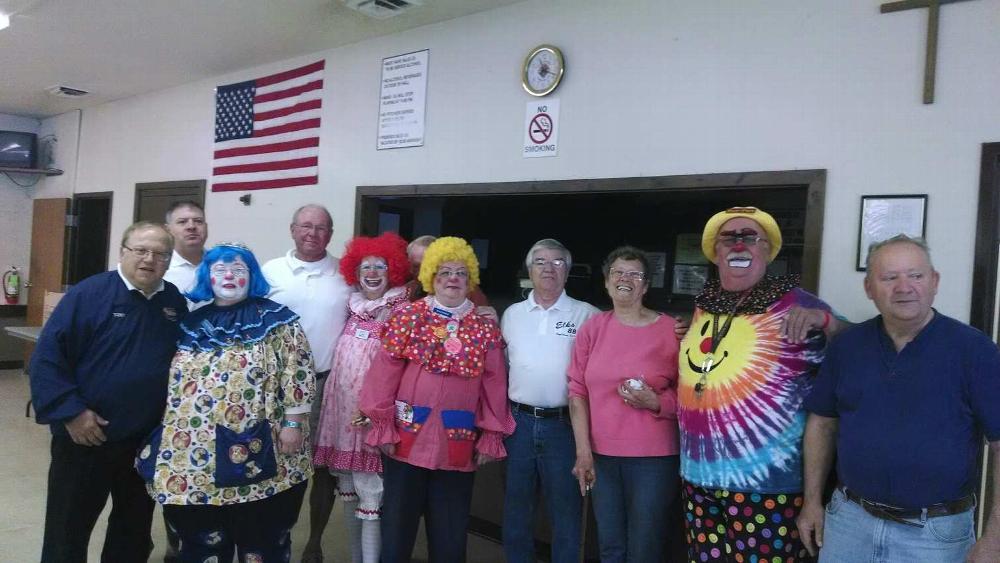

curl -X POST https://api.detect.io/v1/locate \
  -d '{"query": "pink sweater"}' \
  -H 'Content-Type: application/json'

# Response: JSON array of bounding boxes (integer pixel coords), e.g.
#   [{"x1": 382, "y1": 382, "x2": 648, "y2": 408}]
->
[{"x1": 567, "y1": 312, "x2": 680, "y2": 457}]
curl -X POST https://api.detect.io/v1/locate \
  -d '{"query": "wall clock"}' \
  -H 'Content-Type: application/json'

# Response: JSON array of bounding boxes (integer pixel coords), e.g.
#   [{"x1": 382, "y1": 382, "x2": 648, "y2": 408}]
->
[{"x1": 522, "y1": 45, "x2": 564, "y2": 97}]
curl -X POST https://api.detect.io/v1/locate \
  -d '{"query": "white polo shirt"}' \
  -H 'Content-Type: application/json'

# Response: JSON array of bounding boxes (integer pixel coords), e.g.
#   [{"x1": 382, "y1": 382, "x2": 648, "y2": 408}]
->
[
  {"x1": 163, "y1": 250, "x2": 207, "y2": 310},
  {"x1": 262, "y1": 250, "x2": 350, "y2": 373},
  {"x1": 501, "y1": 290, "x2": 600, "y2": 408}
]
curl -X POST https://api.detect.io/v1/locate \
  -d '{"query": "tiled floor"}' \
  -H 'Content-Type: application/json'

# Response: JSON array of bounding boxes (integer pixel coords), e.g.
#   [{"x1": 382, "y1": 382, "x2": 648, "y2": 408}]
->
[{"x1": 0, "y1": 369, "x2": 506, "y2": 562}]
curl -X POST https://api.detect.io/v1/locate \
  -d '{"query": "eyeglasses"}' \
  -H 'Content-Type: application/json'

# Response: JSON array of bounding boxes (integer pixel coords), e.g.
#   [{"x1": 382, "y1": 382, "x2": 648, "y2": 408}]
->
[
  {"x1": 531, "y1": 258, "x2": 567, "y2": 269},
  {"x1": 717, "y1": 235, "x2": 767, "y2": 247},
  {"x1": 292, "y1": 223, "x2": 331, "y2": 235},
  {"x1": 209, "y1": 265, "x2": 249, "y2": 277},
  {"x1": 123, "y1": 246, "x2": 171, "y2": 263},
  {"x1": 360, "y1": 263, "x2": 388, "y2": 273},
  {"x1": 609, "y1": 269, "x2": 646, "y2": 281},
  {"x1": 436, "y1": 269, "x2": 469, "y2": 279}
]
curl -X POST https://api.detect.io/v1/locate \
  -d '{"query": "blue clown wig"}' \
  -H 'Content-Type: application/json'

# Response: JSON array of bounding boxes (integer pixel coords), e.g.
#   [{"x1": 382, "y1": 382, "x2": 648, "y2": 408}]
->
[{"x1": 185, "y1": 243, "x2": 270, "y2": 303}]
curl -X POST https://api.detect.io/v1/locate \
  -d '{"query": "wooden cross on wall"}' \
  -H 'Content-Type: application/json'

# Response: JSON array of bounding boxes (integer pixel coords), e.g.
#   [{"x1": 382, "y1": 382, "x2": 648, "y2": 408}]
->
[{"x1": 880, "y1": 0, "x2": 976, "y2": 104}]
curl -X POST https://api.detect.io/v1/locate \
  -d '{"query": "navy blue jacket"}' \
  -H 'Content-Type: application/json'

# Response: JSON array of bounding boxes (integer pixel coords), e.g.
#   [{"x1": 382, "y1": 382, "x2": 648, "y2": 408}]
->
[{"x1": 30, "y1": 270, "x2": 186, "y2": 442}]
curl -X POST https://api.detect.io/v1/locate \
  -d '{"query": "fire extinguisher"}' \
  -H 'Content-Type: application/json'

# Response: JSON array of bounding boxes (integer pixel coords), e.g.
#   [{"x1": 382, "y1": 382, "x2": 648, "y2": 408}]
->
[{"x1": 3, "y1": 266, "x2": 20, "y2": 305}]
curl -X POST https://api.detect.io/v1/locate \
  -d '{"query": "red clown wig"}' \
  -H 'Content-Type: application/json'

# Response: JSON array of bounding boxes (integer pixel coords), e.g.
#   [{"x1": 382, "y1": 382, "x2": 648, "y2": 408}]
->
[{"x1": 339, "y1": 232, "x2": 410, "y2": 288}]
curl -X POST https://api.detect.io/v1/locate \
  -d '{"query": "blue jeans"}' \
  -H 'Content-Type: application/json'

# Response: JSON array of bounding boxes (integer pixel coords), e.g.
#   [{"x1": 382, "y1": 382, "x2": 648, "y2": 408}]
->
[
  {"x1": 502, "y1": 409, "x2": 582, "y2": 563},
  {"x1": 592, "y1": 453, "x2": 680, "y2": 563},
  {"x1": 820, "y1": 488, "x2": 976, "y2": 563}
]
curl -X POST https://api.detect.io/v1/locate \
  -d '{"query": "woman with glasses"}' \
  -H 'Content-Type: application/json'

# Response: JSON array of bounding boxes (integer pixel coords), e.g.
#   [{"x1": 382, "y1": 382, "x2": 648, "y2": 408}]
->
[
  {"x1": 136, "y1": 243, "x2": 316, "y2": 562},
  {"x1": 312, "y1": 232, "x2": 411, "y2": 563},
  {"x1": 568, "y1": 245, "x2": 681, "y2": 563},
  {"x1": 358, "y1": 236, "x2": 514, "y2": 563}
]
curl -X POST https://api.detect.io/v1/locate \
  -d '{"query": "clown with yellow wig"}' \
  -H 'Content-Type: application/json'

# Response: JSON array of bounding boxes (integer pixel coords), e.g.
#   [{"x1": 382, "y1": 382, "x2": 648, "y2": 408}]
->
[{"x1": 359, "y1": 236, "x2": 514, "y2": 562}]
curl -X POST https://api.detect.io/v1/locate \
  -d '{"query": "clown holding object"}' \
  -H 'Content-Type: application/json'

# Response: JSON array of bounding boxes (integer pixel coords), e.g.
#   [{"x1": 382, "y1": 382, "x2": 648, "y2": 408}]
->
[{"x1": 677, "y1": 207, "x2": 846, "y2": 563}]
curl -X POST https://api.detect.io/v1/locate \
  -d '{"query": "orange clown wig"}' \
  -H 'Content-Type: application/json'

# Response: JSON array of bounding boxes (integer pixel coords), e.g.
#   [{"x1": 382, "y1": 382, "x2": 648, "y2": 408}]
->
[{"x1": 339, "y1": 232, "x2": 410, "y2": 288}]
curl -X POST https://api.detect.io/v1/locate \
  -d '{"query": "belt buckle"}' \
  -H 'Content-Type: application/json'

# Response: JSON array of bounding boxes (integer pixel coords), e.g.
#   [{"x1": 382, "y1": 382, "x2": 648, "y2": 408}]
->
[{"x1": 532, "y1": 406, "x2": 544, "y2": 417}]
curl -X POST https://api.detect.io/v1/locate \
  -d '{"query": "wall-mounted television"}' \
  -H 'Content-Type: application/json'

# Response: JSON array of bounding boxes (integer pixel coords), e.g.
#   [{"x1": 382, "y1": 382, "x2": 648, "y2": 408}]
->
[{"x1": 0, "y1": 130, "x2": 38, "y2": 169}]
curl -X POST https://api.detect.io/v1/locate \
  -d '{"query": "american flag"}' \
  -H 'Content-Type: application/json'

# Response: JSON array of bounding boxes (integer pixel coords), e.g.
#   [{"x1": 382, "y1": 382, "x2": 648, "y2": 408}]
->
[{"x1": 211, "y1": 60, "x2": 324, "y2": 192}]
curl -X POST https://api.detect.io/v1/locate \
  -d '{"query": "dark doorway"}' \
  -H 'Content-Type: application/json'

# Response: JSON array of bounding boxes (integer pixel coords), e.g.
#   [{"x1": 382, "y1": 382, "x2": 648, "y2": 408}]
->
[
  {"x1": 134, "y1": 180, "x2": 206, "y2": 223},
  {"x1": 358, "y1": 172, "x2": 824, "y2": 317},
  {"x1": 67, "y1": 192, "x2": 113, "y2": 285},
  {"x1": 356, "y1": 169, "x2": 826, "y2": 561}
]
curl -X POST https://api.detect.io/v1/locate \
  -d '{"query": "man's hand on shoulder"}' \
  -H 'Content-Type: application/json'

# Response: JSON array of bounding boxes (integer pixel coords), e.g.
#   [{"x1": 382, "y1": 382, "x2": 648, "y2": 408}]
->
[
  {"x1": 64, "y1": 409, "x2": 109, "y2": 447},
  {"x1": 673, "y1": 316, "x2": 690, "y2": 339},
  {"x1": 476, "y1": 306, "x2": 499, "y2": 323}
]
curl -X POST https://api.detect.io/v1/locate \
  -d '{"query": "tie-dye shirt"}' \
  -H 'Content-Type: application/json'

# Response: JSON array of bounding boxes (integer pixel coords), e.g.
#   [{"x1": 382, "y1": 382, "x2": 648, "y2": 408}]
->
[{"x1": 678, "y1": 287, "x2": 829, "y2": 493}]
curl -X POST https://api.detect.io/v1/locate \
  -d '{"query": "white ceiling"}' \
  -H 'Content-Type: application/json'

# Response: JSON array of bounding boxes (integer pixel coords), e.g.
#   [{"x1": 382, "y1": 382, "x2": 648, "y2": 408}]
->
[{"x1": 0, "y1": 0, "x2": 525, "y2": 118}]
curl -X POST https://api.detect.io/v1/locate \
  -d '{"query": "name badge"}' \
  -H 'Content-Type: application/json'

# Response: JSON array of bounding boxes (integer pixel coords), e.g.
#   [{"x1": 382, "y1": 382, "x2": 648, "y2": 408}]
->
[
  {"x1": 395, "y1": 400, "x2": 414, "y2": 423},
  {"x1": 431, "y1": 307, "x2": 453, "y2": 318},
  {"x1": 355, "y1": 328, "x2": 370, "y2": 340}
]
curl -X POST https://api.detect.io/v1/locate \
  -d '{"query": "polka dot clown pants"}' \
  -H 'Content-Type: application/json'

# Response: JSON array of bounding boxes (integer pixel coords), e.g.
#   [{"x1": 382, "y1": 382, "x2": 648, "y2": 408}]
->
[{"x1": 682, "y1": 481, "x2": 812, "y2": 563}]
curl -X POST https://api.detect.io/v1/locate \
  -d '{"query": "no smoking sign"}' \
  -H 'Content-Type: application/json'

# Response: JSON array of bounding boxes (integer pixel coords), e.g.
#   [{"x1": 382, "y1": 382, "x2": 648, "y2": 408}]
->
[{"x1": 523, "y1": 99, "x2": 559, "y2": 158}]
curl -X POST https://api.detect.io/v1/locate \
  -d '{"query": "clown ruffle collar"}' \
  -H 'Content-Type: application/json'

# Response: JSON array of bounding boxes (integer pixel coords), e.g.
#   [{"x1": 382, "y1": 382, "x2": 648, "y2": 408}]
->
[
  {"x1": 178, "y1": 297, "x2": 299, "y2": 352},
  {"x1": 348, "y1": 286, "x2": 409, "y2": 321},
  {"x1": 695, "y1": 274, "x2": 800, "y2": 315},
  {"x1": 381, "y1": 297, "x2": 502, "y2": 378}
]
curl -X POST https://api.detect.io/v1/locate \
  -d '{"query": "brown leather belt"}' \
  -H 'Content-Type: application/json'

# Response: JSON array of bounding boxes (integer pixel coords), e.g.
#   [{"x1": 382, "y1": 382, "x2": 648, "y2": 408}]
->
[
  {"x1": 840, "y1": 486, "x2": 975, "y2": 527},
  {"x1": 511, "y1": 401, "x2": 569, "y2": 419}
]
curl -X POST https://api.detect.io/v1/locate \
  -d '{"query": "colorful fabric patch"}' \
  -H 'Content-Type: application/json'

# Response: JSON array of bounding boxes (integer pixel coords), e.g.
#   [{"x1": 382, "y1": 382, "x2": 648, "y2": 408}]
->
[{"x1": 381, "y1": 298, "x2": 503, "y2": 378}]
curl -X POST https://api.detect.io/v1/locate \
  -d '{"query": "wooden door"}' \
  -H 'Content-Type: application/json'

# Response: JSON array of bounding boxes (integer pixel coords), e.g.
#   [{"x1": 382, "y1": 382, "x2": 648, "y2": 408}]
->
[
  {"x1": 24, "y1": 198, "x2": 71, "y2": 363},
  {"x1": 134, "y1": 180, "x2": 206, "y2": 223}
]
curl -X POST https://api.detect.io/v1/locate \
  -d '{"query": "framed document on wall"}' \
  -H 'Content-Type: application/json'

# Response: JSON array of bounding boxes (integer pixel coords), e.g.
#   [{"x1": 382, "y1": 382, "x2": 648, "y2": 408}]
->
[{"x1": 856, "y1": 194, "x2": 927, "y2": 271}]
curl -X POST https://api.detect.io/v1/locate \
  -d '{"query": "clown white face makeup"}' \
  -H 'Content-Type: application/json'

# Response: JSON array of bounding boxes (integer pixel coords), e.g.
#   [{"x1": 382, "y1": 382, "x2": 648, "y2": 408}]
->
[
  {"x1": 714, "y1": 217, "x2": 771, "y2": 293},
  {"x1": 358, "y1": 255, "x2": 389, "y2": 300},
  {"x1": 210, "y1": 257, "x2": 250, "y2": 306}
]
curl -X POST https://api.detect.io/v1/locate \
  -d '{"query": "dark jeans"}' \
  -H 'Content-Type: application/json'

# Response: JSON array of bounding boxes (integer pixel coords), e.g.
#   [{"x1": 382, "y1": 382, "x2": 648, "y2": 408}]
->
[
  {"x1": 592, "y1": 454, "x2": 680, "y2": 563},
  {"x1": 41, "y1": 434, "x2": 154, "y2": 563},
  {"x1": 502, "y1": 408, "x2": 582, "y2": 563},
  {"x1": 380, "y1": 454, "x2": 475, "y2": 563},
  {"x1": 163, "y1": 482, "x2": 307, "y2": 563}
]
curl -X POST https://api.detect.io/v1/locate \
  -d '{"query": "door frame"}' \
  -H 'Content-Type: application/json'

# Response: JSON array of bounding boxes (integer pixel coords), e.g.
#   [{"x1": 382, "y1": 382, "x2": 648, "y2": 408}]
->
[
  {"x1": 970, "y1": 141, "x2": 1000, "y2": 535},
  {"x1": 356, "y1": 169, "x2": 827, "y2": 292},
  {"x1": 67, "y1": 191, "x2": 114, "y2": 284}
]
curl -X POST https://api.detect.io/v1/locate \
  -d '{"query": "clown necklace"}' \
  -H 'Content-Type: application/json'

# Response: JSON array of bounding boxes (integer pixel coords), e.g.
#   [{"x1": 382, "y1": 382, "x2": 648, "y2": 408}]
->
[
  {"x1": 695, "y1": 290, "x2": 751, "y2": 398},
  {"x1": 429, "y1": 297, "x2": 472, "y2": 355}
]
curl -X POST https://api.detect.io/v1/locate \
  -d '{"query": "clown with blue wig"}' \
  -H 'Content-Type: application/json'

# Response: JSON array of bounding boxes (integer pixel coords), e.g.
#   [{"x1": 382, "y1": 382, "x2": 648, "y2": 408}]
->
[{"x1": 136, "y1": 242, "x2": 316, "y2": 562}]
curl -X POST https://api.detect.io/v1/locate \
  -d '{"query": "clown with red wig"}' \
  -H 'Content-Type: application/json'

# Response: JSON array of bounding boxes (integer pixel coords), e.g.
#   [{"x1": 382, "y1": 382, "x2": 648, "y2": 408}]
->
[{"x1": 313, "y1": 232, "x2": 410, "y2": 563}]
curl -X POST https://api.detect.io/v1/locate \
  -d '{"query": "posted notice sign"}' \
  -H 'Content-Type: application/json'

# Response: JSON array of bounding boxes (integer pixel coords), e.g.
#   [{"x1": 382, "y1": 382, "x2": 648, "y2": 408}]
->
[
  {"x1": 378, "y1": 49, "x2": 428, "y2": 150},
  {"x1": 523, "y1": 99, "x2": 559, "y2": 158}
]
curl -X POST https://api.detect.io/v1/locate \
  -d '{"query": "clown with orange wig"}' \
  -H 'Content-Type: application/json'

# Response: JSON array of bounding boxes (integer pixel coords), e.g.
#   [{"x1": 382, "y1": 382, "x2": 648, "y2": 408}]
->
[{"x1": 313, "y1": 232, "x2": 411, "y2": 563}]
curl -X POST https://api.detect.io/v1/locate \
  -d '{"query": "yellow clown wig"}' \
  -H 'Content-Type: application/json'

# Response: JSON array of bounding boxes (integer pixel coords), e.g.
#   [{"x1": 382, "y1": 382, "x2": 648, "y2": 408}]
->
[{"x1": 418, "y1": 236, "x2": 481, "y2": 293}]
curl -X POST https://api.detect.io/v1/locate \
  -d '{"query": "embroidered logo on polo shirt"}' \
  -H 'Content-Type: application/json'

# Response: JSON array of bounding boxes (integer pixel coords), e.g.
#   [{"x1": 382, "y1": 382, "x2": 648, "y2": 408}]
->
[
  {"x1": 113, "y1": 312, "x2": 126, "y2": 318},
  {"x1": 554, "y1": 320, "x2": 579, "y2": 337},
  {"x1": 163, "y1": 307, "x2": 179, "y2": 322}
]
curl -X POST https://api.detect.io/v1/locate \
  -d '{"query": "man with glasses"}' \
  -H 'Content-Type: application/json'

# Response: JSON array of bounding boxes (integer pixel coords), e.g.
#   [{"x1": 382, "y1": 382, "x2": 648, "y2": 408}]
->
[
  {"x1": 262, "y1": 203, "x2": 350, "y2": 563},
  {"x1": 676, "y1": 207, "x2": 846, "y2": 563},
  {"x1": 30, "y1": 221, "x2": 187, "y2": 562},
  {"x1": 163, "y1": 200, "x2": 208, "y2": 311},
  {"x1": 500, "y1": 239, "x2": 600, "y2": 563}
]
